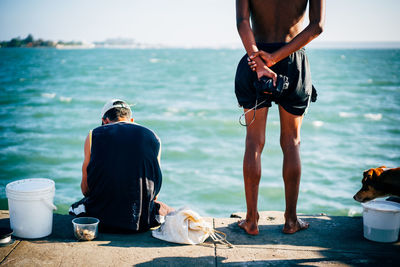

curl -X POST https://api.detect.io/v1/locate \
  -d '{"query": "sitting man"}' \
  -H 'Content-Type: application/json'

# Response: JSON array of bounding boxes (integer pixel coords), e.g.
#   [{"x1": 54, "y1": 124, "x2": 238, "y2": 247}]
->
[{"x1": 70, "y1": 99, "x2": 173, "y2": 233}]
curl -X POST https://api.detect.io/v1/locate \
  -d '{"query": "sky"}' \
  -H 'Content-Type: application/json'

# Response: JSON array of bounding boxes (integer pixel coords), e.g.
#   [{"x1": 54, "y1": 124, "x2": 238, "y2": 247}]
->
[{"x1": 0, "y1": 0, "x2": 399, "y2": 47}]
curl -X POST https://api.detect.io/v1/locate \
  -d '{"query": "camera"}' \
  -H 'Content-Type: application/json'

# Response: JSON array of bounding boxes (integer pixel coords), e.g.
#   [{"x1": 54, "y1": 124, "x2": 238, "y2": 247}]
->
[{"x1": 253, "y1": 75, "x2": 289, "y2": 99}]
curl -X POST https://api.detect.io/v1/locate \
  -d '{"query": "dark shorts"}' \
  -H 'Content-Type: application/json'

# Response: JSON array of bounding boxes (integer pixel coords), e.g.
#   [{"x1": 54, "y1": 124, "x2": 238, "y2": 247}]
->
[{"x1": 235, "y1": 43, "x2": 312, "y2": 116}]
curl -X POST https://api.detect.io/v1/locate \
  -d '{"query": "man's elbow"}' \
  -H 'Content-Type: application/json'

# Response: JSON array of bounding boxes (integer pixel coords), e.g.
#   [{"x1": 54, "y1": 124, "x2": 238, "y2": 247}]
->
[
  {"x1": 81, "y1": 181, "x2": 89, "y2": 196},
  {"x1": 310, "y1": 21, "x2": 324, "y2": 37},
  {"x1": 81, "y1": 188, "x2": 89, "y2": 197},
  {"x1": 236, "y1": 18, "x2": 249, "y2": 31},
  {"x1": 236, "y1": 20, "x2": 242, "y2": 31},
  {"x1": 315, "y1": 22, "x2": 324, "y2": 35},
  {"x1": 81, "y1": 186, "x2": 86, "y2": 196}
]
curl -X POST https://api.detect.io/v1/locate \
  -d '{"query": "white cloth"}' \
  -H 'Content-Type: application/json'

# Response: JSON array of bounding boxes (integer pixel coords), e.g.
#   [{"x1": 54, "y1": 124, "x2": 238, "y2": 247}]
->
[{"x1": 152, "y1": 207, "x2": 213, "y2": 245}]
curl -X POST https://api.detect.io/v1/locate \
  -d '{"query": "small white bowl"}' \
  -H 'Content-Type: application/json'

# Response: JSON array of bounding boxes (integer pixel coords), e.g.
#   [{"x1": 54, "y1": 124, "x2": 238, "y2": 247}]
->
[{"x1": 72, "y1": 217, "x2": 99, "y2": 241}]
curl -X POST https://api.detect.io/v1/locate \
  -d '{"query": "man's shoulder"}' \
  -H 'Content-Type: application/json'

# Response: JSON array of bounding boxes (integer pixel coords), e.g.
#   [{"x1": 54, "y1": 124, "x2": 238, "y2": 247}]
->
[
  {"x1": 92, "y1": 122, "x2": 160, "y2": 141},
  {"x1": 130, "y1": 123, "x2": 160, "y2": 142}
]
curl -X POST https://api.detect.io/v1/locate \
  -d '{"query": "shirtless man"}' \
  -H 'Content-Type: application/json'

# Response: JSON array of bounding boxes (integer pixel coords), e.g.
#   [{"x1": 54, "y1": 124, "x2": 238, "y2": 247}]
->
[{"x1": 235, "y1": 0, "x2": 325, "y2": 235}]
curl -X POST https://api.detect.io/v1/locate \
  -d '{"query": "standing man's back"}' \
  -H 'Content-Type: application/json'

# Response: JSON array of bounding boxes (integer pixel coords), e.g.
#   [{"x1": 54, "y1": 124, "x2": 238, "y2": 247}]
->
[
  {"x1": 250, "y1": 0, "x2": 312, "y2": 42},
  {"x1": 235, "y1": 0, "x2": 325, "y2": 235}
]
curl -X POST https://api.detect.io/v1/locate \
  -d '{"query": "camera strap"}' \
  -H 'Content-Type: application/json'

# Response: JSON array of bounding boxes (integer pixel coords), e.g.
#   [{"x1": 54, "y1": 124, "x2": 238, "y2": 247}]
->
[{"x1": 239, "y1": 98, "x2": 267, "y2": 127}]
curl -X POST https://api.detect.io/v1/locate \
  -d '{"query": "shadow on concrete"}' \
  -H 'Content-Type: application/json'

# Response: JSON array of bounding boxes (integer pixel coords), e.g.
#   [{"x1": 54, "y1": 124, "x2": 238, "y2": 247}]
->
[
  {"x1": 218, "y1": 215, "x2": 399, "y2": 251},
  {"x1": 131, "y1": 254, "x2": 395, "y2": 266},
  {"x1": 1, "y1": 213, "x2": 209, "y2": 248},
  {"x1": 215, "y1": 215, "x2": 400, "y2": 265},
  {"x1": 0, "y1": 213, "x2": 76, "y2": 242},
  {"x1": 95, "y1": 232, "x2": 195, "y2": 248},
  {"x1": 216, "y1": 256, "x2": 393, "y2": 266},
  {"x1": 135, "y1": 256, "x2": 218, "y2": 266}
]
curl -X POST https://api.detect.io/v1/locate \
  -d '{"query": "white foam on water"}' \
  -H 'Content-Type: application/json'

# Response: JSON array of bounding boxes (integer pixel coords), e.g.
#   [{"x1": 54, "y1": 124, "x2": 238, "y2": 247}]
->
[
  {"x1": 42, "y1": 93, "x2": 56, "y2": 99},
  {"x1": 340, "y1": 55, "x2": 346, "y2": 59},
  {"x1": 59, "y1": 96, "x2": 72, "y2": 103},
  {"x1": 364, "y1": 113, "x2": 382, "y2": 121},
  {"x1": 312, "y1": 121, "x2": 324, "y2": 127},
  {"x1": 339, "y1": 112, "x2": 356, "y2": 118},
  {"x1": 149, "y1": 58, "x2": 160, "y2": 63},
  {"x1": 347, "y1": 208, "x2": 359, "y2": 217},
  {"x1": 367, "y1": 79, "x2": 373, "y2": 84},
  {"x1": 166, "y1": 107, "x2": 180, "y2": 114}
]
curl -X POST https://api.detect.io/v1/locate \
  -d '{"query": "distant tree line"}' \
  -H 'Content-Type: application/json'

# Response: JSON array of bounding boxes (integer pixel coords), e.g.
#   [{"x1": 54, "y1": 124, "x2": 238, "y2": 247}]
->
[{"x1": 0, "y1": 34, "x2": 82, "y2": 48}]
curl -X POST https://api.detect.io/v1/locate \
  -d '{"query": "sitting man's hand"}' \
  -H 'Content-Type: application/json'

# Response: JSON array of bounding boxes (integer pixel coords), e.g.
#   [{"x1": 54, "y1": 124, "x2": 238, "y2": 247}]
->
[{"x1": 155, "y1": 200, "x2": 175, "y2": 216}]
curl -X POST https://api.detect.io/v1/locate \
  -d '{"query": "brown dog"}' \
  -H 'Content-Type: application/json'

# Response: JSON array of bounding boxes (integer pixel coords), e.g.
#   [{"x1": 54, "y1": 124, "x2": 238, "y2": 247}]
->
[{"x1": 353, "y1": 166, "x2": 400, "y2": 202}]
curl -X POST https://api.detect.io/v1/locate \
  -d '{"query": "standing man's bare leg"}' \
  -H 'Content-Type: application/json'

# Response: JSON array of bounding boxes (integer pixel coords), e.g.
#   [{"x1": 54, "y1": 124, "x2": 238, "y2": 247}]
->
[
  {"x1": 238, "y1": 107, "x2": 268, "y2": 235},
  {"x1": 279, "y1": 106, "x2": 309, "y2": 234}
]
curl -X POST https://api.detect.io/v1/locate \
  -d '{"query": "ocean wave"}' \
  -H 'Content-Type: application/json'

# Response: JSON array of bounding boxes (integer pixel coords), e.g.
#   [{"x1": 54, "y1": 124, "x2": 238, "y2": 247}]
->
[
  {"x1": 166, "y1": 107, "x2": 180, "y2": 114},
  {"x1": 149, "y1": 58, "x2": 160, "y2": 63},
  {"x1": 42, "y1": 93, "x2": 56, "y2": 99},
  {"x1": 339, "y1": 112, "x2": 356, "y2": 118},
  {"x1": 364, "y1": 113, "x2": 382, "y2": 121},
  {"x1": 347, "y1": 208, "x2": 361, "y2": 217},
  {"x1": 312, "y1": 121, "x2": 324, "y2": 127},
  {"x1": 59, "y1": 96, "x2": 72, "y2": 103}
]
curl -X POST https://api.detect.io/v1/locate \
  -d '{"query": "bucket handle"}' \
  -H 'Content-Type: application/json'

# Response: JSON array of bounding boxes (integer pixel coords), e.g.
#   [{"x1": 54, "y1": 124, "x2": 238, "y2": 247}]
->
[{"x1": 41, "y1": 198, "x2": 57, "y2": 211}]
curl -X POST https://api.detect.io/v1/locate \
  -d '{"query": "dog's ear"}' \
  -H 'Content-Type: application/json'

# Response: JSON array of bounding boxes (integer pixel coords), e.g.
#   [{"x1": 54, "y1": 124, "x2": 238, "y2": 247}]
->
[
  {"x1": 375, "y1": 167, "x2": 386, "y2": 176},
  {"x1": 363, "y1": 168, "x2": 381, "y2": 182},
  {"x1": 363, "y1": 167, "x2": 385, "y2": 183}
]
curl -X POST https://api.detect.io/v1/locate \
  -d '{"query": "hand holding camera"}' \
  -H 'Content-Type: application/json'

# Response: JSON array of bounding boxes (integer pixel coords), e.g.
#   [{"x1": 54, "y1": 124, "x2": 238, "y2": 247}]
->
[{"x1": 253, "y1": 75, "x2": 289, "y2": 99}]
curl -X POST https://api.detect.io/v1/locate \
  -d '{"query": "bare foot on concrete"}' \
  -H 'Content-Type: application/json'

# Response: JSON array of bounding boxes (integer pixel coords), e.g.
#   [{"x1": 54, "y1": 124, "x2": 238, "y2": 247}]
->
[
  {"x1": 238, "y1": 219, "x2": 259, "y2": 235},
  {"x1": 238, "y1": 213, "x2": 260, "y2": 235},
  {"x1": 282, "y1": 218, "x2": 309, "y2": 234}
]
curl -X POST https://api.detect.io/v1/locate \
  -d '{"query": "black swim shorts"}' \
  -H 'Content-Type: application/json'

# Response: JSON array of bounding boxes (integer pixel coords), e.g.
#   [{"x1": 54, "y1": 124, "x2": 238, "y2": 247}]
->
[{"x1": 235, "y1": 43, "x2": 312, "y2": 116}]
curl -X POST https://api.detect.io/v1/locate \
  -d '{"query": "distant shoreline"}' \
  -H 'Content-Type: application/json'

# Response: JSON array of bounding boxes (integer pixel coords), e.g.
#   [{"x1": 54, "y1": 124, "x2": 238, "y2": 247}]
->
[
  {"x1": 1, "y1": 34, "x2": 400, "y2": 50},
  {"x1": 1, "y1": 45, "x2": 400, "y2": 50}
]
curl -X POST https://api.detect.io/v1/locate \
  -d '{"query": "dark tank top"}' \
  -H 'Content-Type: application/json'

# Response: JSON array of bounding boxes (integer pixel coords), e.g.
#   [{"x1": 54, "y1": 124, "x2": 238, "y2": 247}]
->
[{"x1": 85, "y1": 122, "x2": 162, "y2": 232}]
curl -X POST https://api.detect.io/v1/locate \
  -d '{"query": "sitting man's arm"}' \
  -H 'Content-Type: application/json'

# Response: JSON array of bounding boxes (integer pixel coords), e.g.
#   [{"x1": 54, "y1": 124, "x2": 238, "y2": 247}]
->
[{"x1": 81, "y1": 133, "x2": 91, "y2": 197}]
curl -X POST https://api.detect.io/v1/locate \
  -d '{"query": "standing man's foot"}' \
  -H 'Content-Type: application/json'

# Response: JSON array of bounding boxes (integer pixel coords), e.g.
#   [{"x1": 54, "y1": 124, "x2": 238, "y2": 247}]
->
[
  {"x1": 282, "y1": 218, "x2": 309, "y2": 234},
  {"x1": 238, "y1": 212, "x2": 260, "y2": 235},
  {"x1": 238, "y1": 219, "x2": 259, "y2": 235}
]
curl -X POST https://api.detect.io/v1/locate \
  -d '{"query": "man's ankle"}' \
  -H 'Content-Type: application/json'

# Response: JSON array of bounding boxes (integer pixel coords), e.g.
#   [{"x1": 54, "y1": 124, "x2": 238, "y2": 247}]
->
[
  {"x1": 246, "y1": 211, "x2": 259, "y2": 221},
  {"x1": 284, "y1": 211, "x2": 297, "y2": 221}
]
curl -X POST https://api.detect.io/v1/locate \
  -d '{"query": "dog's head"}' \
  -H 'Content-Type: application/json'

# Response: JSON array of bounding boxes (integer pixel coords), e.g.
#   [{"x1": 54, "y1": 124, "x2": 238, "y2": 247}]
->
[{"x1": 353, "y1": 166, "x2": 387, "y2": 202}]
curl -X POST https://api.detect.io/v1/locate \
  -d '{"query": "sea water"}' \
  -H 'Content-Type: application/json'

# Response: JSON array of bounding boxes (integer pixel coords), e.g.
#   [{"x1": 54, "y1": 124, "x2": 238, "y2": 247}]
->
[{"x1": 0, "y1": 47, "x2": 399, "y2": 217}]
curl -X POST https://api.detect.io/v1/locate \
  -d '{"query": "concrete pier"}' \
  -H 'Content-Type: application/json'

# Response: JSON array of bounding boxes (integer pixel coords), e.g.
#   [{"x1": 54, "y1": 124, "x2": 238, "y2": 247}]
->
[{"x1": 0, "y1": 210, "x2": 399, "y2": 266}]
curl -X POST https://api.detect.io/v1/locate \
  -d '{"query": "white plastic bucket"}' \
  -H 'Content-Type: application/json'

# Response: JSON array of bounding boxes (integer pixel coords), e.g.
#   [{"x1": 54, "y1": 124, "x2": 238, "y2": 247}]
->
[
  {"x1": 6, "y1": 178, "x2": 57, "y2": 239},
  {"x1": 362, "y1": 200, "x2": 400, "y2": 243}
]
